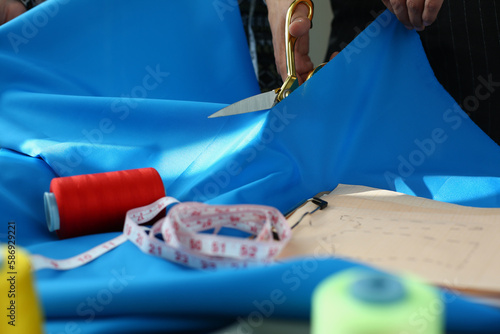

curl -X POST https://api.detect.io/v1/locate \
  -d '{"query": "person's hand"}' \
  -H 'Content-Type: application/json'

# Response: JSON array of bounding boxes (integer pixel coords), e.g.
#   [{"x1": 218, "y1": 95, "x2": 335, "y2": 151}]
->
[
  {"x1": 266, "y1": 0, "x2": 314, "y2": 84},
  {"x1": 1, "y1": 0, "x2": 27, "y2": 25},
  {"x1": 381, "y1": 0, "x2": 444, "y2": 31}
]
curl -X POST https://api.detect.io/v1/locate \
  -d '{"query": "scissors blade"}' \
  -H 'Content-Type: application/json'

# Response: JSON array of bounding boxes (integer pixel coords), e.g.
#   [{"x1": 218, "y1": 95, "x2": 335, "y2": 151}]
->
[{"x1": 208, "y1": 90, "x2": 277, "y2": 118}]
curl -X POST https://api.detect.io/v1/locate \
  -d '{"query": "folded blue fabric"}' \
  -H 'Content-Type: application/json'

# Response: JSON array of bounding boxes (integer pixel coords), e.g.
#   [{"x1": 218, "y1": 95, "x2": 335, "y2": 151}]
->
[{"x1": 1, "y1": 1, "x2": 499, "y2": 333}]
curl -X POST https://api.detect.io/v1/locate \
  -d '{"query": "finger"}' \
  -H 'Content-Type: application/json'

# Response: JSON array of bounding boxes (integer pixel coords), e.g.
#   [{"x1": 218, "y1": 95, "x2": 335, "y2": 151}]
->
[
  {"x1": 406, "y1": 0, "x2": 425, "y2": 31},
  {"x1": 293, "y1": 26, "x2": 312, "y2": 84},
  {"x1": 388, "y1": 0, "x2": 413, "y2": 30},
  {"x1": 422, "y1": 0, "x2": 444, "y2": 27},
  {"x1": 329, "y1": 51, "x2": 340, "y2": 61},
  {"x1": 295, "y1": 39, "x2": 314, "y2": 84},
  {"x1": 2, "y1": 1, "x2": 26, "y2": 25},
  {"x1": 272, "y1": 40, "x2": 288, "y2": 82},
  {"x1": 289, "y1": 3, "x2": 313, "y2": 84},
  {"x1": 382, "y1": 0, "x2": 394, "y2": 14},
  {"x1": 289, "y1": 3, "x2": 311, "y2": 38}
]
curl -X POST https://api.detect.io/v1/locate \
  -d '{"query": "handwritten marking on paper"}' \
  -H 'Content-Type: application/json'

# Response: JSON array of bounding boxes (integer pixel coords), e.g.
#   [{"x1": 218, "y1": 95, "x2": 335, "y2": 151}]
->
[{"x1": 327, "y1": 213, "x2": 484, "y2": 271}]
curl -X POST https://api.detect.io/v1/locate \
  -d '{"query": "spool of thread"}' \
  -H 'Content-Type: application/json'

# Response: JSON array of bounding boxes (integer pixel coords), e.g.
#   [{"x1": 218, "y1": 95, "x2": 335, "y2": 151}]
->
[
  {"x1": 44, "y1": 168, "x2": 166, "y2": 239},
  {"x1": 311, "y1": 269, "x2": 443, "y2": 334},
  {"x1": 1, "y1": 246, "x2": 44, "y2": 333}
]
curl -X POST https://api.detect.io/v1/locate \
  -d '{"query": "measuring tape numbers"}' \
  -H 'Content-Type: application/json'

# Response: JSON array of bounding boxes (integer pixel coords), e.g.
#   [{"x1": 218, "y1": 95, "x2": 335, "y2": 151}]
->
[{"x1": 31, "y1": 197, "x2": 292, "y2": 271}]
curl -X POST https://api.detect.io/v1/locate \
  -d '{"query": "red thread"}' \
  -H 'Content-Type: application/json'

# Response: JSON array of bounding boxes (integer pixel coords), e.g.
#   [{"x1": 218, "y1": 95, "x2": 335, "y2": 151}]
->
[{"x1": 49, "y1": 168, "x2": 165, "y2": 239}]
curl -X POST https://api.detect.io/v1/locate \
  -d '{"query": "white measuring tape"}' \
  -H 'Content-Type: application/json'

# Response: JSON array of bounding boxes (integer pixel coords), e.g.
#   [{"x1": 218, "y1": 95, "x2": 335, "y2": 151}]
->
[{"x1": 31, "y1": 197, "x2": 292, "y2": 271}]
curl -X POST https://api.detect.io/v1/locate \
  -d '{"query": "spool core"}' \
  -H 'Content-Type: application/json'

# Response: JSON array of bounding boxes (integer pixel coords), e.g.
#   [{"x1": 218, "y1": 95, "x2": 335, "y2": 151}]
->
[
  {"x1": 44, "y1": 192, "x2": 60, "y2": 232},
  {"x1": 350, "y1": 273, "x2": 406, "y2": 304}
]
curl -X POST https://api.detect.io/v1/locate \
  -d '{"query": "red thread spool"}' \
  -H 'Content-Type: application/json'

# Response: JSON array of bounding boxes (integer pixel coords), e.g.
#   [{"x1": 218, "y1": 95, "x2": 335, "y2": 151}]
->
[{"x1": 44, "y1": 168, "x2": 166, "y2": 239}]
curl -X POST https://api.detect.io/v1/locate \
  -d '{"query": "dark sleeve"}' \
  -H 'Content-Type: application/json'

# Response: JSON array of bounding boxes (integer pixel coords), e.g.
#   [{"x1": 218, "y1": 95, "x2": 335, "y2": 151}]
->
[
  {"x1": 419, "y1": 1, "x2": 500, "y2": 145},
  {"x1": 325, "y1": 0, "x2": 386, "y2": 59},
  {"x1": 327, "y1": 0, "x2": 500, "y2": 145}
]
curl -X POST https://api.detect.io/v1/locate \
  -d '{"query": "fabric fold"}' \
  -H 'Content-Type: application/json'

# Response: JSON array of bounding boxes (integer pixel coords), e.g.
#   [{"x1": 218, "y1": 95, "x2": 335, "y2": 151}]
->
[{"x1": 1, "y1": 1, "x2": 499, "y2": 333}]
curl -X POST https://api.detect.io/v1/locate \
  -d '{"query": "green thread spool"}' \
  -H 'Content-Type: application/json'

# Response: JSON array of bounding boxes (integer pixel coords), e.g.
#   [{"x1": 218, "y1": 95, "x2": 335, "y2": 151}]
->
[{"x1": 311, "y1": 269, "x2": 444, "y2": 334}]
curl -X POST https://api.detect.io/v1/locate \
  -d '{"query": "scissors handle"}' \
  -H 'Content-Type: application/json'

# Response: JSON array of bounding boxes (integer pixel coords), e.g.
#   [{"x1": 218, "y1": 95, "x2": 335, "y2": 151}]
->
[
  {"x1": 275, "y1": 0, "x2": 315, "y2": 103},
  {"x1": 286, "y1": 0, "x2": 313, "y2": 79},
  {"x1": 305, "y1": 62, "x2": 326, "y2": 81}
]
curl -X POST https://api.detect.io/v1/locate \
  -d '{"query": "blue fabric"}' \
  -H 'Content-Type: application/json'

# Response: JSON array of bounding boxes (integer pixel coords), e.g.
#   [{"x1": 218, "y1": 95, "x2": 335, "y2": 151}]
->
[{"x1": 1, "y1": 1, "x2": 499, "y2": 333}]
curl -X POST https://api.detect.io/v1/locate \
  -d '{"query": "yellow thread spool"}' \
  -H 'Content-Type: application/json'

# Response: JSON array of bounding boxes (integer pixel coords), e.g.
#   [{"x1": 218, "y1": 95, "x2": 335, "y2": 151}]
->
[
  {"x1": 311, "y1": 269, "x2": 444, "y2": 334},
  {"x1": 1, "y1": 245, "x2": 44, "y2": 334}
]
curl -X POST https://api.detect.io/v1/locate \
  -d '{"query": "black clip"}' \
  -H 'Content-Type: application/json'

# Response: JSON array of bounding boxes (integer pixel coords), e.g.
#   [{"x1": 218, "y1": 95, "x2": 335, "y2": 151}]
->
[{"x1": 290, "y1": 196, "x2": 328, "y2": 230}]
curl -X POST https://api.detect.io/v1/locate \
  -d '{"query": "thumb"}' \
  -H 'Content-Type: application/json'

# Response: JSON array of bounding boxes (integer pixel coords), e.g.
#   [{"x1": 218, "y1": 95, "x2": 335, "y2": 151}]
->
[{"x1": 288, "y1": 3, "x2": 311, "y2": 38}]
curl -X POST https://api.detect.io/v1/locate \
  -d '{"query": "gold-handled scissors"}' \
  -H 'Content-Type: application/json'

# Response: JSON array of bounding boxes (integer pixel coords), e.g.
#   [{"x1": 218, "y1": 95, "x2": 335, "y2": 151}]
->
[{"x1": 209, "y1": 0, "x2": 325, "y2": 118}]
